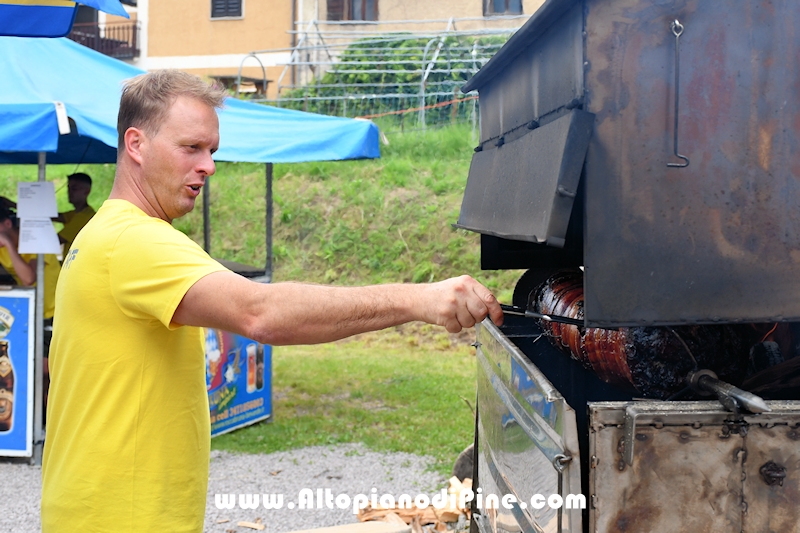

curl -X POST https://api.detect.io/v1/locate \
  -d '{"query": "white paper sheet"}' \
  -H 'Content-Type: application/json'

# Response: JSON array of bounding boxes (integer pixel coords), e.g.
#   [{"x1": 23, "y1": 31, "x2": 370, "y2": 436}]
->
[
  {"x1": 18, "y1": 219, "x2": 61, "y2": 255},
  {"x1": 17, "y1": 182, "x2": 58, "y2": 219}
]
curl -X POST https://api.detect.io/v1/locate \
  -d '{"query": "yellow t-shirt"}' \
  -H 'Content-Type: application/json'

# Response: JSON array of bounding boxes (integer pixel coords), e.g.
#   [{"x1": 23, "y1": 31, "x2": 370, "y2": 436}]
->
[
  {"x1": 0, "y1": 247, "x2": 60, "y2": 319},
  {"x1": 58, "y1": 205, "x2": 96, "y2": 253},
  {"x1": 42, "y1": 200, "x2": 228, "y2": 532}
]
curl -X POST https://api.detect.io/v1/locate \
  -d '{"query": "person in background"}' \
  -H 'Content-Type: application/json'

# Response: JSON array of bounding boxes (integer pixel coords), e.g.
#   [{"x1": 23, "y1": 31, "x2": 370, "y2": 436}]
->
[
  {"x1": 0, "y1": 172, "x2": 95, "y2": 257},
  {"x1": 0, "y1": 205, "x2": 60, "y2": 410},
  {"x1": 55, "y1": 172, "x2": 95, "y2": 255}
]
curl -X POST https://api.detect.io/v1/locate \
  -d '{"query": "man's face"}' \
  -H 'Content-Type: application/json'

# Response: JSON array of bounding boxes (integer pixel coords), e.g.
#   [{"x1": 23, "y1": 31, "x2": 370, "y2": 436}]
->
[
  {"x1": 138, "y1": 96, "x2": 220, "y2": 222},
  {"x1": 67, "y1": 180, "x2": 90, "y2": 206}
]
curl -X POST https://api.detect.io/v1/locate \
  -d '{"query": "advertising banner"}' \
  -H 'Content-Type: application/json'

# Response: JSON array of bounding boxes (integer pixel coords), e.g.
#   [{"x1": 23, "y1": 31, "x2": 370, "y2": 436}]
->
[
  {"x1": 204, "y1": 328, "x2": 271, "y2": 437},
  {"x1": 0, "y1": 289, "x2": 35, "y2": 457}
]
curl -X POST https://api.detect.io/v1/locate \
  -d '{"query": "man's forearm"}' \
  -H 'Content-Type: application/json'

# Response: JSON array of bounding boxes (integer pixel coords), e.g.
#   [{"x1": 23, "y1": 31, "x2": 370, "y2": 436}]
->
[
  {"x1": 174, "y1": 272, "x2": 502, "y2": 346},
  {"x1": 248, "y1": 282, "x2": 420, "y2": 345}
]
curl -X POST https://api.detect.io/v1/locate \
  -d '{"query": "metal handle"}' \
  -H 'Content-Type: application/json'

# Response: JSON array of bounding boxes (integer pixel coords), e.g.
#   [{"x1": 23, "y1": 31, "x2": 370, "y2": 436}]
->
[
  {"x1": 667, "y1": 19, "x2": 690, "y2": 168},
  {"x1": 553, "y1": 454, "x2": 572, "y2": 532},
  {"x1": 687, "y1": 370, "x2": 771, "y2": 414}
]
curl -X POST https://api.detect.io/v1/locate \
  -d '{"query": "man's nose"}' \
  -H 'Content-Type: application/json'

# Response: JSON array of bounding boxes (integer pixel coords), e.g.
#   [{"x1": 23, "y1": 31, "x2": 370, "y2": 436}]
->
[{"x1": 199, "y1": 150, "x2": 216, "y2": 176}]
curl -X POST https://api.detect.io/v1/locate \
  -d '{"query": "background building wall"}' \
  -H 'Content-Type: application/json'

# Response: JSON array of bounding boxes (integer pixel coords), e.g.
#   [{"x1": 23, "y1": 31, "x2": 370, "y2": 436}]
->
[
  {"x1": 299, "y1": 0, "x2": 544, "y2": 27},
  {"x1": 141, "y1": 0, "x2": 293, "y2": 97}
]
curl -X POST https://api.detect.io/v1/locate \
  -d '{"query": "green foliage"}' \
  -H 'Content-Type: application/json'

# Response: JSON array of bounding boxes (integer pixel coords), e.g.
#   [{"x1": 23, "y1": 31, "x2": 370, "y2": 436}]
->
[
  {"x1": 0, "y1": 163, "x2": 115, "y2": 213},
  {"x1": 275, "y1": 34, "x2": 508, "y2": 127}
]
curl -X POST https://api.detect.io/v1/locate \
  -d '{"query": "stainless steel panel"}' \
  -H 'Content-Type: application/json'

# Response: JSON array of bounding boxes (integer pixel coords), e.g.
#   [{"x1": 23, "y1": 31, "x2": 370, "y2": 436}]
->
[
  {"x1": 476, "y1": 424, "x2": 551, "y2": 533},
  {"x1": 475, "y1": 320, "x2": 582, "y2": 533},
  {"x1": 583, "y1": 0, "x2": 800, "y2": 326},
  {"x1": 478, "y1": 320, "x2": 567, "y2": 436}
]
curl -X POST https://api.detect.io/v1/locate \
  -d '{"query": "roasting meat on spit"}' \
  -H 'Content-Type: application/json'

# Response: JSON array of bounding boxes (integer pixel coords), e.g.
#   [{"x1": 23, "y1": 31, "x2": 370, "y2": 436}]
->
[{"x1": 530, "y1": 269, "x2": 758, "y2": 399}]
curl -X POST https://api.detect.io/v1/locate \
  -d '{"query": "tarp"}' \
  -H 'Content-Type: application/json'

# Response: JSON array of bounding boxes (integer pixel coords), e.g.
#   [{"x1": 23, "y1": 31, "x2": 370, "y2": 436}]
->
[
  {"x1": 0, "y1": 37, "x2": 381, "y2": 164},
  {"x1": 0, "y1": 0, "x2": 129, "y2": 38}
]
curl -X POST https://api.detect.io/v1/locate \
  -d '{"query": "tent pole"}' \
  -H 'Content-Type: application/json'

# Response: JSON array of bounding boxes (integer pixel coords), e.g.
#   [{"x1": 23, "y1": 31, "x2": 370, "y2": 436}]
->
[
  {"x1": 32, "y1": 152, "x2": 46, "y2": 465},
  {"x1": 265, "y1": 163, "x2": 273, "y2": 283},
  {"x1": 203, "y1": 176, "x2": 210, "y2": 254}
]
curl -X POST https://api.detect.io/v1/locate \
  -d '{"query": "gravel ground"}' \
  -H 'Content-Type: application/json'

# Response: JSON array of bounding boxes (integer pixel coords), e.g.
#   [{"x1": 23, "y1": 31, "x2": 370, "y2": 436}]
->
[{"x1": 0, "y1": 443, "x2": 447, "y2": 533}]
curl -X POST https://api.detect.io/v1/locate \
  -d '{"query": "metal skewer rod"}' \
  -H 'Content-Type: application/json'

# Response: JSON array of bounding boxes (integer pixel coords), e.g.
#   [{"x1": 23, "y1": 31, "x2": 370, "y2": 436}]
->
[{"x1": 500, "y1": 304, "x2": 584, "y2": 327}]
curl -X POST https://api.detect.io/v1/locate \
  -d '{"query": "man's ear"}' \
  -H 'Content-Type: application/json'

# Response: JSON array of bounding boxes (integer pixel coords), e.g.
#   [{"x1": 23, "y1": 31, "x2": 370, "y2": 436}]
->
[{"x1": 124, "y1": 127, "x2": 146, "y2": 165}]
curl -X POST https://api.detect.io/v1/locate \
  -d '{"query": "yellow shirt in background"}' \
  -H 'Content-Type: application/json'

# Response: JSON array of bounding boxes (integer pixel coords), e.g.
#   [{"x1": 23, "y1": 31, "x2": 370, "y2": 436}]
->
[
  {"x1": 0, "y1": 248, "x2": 60, "y2": 319},
  {"x1": 58, "y1": 205, "x2": 95, "y2": 253},
  {"x1": 42, "y1": 200, "x2": 228, "y2": 532}
]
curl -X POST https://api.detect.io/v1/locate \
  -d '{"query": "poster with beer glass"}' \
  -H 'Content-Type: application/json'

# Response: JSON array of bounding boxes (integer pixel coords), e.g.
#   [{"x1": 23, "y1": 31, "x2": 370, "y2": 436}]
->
[
  {"x1": 0, "y1": 290, "x2": 34, "y2": 457},
  {"x1": 204, "y1": 328, "x2": 271, "y2": 437}
]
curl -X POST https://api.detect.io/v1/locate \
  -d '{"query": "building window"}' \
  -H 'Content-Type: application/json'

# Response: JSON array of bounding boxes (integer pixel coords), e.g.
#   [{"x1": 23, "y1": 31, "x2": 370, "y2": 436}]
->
[
  {"x1": 484, "y1": 0, "x2": 522, "y2": 15},
  {"x1": 327, "y1": 0, "x2": 378, "y2": 21},
  {"x1": 211, "y1": 0, "x2": 242, "y2": 19}
]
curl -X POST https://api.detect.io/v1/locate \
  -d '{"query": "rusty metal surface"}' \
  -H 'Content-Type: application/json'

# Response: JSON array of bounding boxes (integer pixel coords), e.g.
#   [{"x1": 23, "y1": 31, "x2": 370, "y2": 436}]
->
[
  {"x1": 582, "y1": 0, "x2": 800, "y2": 326},
  {"x1": 742, "y1": 425, "x2": 800, "y2": 532},
  {"x1": 588, "y1": 401, "x2": 800, "y2": 532},
  {"x1": 589, "y1": 400, "x2": 800, "y2": 425},
  {"x1": 457, "y1": 110, "x2": 594, "y2": 246},
  {"x1": 590, "y1": 422, "x2": 743, "y2": 532},
  {"x1": 475, "y1": 321, "x2": 583, "y2": 533}
]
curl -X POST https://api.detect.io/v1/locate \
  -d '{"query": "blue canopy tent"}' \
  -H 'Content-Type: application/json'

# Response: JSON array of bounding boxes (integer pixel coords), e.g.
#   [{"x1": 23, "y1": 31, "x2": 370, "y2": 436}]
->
[
  {"x1": 0, "y1": 36, "x2": 380, "y2": 274},
  {"x1": 0, "y1": 0, "x2": 129, "y2": 38},
  {"x1": 0, "y1": 38, "x2": 379, "y2": 164},
  {"x1": 0, "y1": 36, "x2": 380, "y2": 459}
]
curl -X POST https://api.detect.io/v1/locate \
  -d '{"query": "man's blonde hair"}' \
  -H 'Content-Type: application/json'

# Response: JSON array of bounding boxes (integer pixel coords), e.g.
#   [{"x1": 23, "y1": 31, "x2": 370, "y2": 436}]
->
[{"x1": 117, "y1": 70, "x2": 226, "y2": 150}]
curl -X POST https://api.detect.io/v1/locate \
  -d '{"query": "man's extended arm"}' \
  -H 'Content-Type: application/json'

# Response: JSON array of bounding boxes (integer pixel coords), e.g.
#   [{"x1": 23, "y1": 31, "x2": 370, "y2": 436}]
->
[{"x1": 173, "y1": 271, "x2": 503, "y2": 346}]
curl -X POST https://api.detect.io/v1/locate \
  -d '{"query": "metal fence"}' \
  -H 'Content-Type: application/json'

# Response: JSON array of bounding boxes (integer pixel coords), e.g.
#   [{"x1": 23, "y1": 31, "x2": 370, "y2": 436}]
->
[{"x1": 233, "y1": 17, "x2": 528, "y2": 133}]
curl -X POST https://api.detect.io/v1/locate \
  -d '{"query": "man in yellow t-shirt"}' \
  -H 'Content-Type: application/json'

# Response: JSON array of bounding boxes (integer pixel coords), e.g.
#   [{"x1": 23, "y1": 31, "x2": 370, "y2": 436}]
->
[
  {"x1": 42, "y1": 70, "x2": 503, "y2": 532},
  {"x1": 55, "y1": 172, "x2": 95, "y2": 255}
]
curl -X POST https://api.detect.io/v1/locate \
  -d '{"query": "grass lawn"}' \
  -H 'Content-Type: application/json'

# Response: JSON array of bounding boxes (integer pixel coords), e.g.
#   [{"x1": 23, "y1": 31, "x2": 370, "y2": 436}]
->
[{"x1": 212, "y1": 325, "x2": 479, "y2": 476}]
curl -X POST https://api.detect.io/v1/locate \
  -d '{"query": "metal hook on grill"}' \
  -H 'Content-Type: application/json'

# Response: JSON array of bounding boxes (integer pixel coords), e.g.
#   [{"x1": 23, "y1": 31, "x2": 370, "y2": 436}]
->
[
  {"x1": 667, "y1": 19, "x2": 690, "y2": 168},
  {"x1": 552, "y1": 454, "x2": 572, "y2": 533},
  {"x1": 552, "y1": 453, "x2": 572, "y2": 473}
]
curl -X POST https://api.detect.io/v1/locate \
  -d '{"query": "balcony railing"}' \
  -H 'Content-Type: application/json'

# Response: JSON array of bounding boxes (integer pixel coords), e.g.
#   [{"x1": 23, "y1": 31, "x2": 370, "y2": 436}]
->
[{"x1": 67, "y1": 21, "x2": 140, "y2": 60}]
